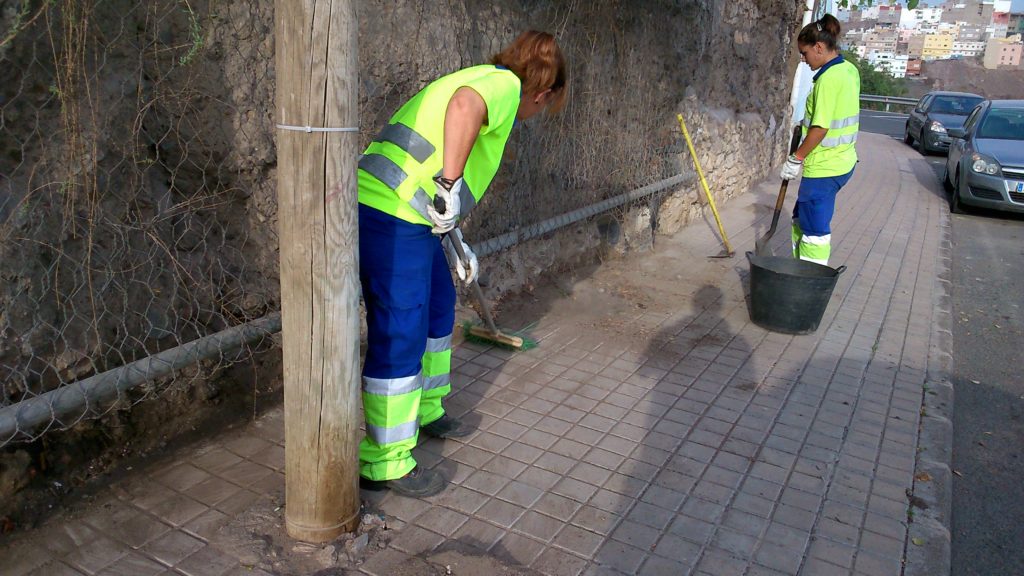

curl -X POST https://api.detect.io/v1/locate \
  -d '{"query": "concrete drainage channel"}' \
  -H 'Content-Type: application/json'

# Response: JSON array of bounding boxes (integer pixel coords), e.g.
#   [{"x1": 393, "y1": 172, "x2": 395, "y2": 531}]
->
[{"x1": 904, "y1": 212, "x2": 955, "y2": 576}]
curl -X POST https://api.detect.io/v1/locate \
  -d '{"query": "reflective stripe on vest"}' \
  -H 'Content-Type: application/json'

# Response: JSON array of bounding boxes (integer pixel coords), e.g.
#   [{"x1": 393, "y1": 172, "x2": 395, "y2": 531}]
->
[
  {"x1": 365, "y1": 419, "x2": 419, "y2": 445},
  {"x1": 377, "y1": 122, "x2": 435, "y2": 163},
  {"x1": 830, "y1": 114, "x2": 860, "y2": 129},
  {"x1": 362, "y1": 129, "x2": 476, "y2": 222},
  {"x1": 821, "y1": 133, "x2": 857, "y2": 147},
  {"x1": 362, "y1": 373, "x2": 422, "y2": 397},
  {"x1": 459, "y1": 182, "x2": 477, "y2": 214},
  {"x1": 359, "y1": 154, "x2": 435, "y2": 224},
  {"x1": 800, "y1": 119, "x2": 858, "y2": 129},
  {"x1": 407, "y1": 187, "x2": 434, "y2": 222},
  {"x1": 800, "y1": 113, "x2": 860, "y2": 146},
  {"x1": 359, "y1": 154, "x2": 407, "y2": 190}
]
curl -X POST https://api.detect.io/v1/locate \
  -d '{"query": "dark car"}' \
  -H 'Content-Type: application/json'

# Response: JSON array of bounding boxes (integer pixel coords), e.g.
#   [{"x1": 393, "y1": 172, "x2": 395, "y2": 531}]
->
[
  {"x1": 944, "y1": 100, "x2": 1024, "y2": 214},
  {"x1": 905, "y1": 91, "x2": 984, "y2": 155}
]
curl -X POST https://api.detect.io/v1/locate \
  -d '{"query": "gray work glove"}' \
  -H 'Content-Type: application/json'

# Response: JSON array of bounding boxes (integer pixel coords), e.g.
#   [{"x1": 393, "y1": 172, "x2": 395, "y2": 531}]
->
[
  {"x1": 426, "y1": 176, "x2": 462, "y2": 234},
  {"x1": 443, "y1": 228, "x2": 479, "y2": 285},
  {"x1": 780, "y1": 154, "x2": 803, "y2": 181}
]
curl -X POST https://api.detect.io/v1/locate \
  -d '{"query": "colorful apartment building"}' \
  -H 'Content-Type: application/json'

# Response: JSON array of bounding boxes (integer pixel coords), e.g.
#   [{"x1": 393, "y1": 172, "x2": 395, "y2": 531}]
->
[
  {"x1": 983, "y1": 36, "x2": 1023, "y2": 68},
  {"x1": 908, "y1": 34, "x2": 926, "y2": 58},
  {"x1": 865, "y1": 29, "x2": 900, "y2": 54},
  {"x1": 952, "y1": 40, "x2": 987, "y2": 57},
  {"x1": 906, "y1": 58, "x2": 923, "y2": 76},
  {"x1": 868, "y1": 52, "x2": 910, "y2": 77},
  {"x1": 958, "y1": 24, "x2": 986, "y2": 42},
  {"x1": 1009, "y1": 12, "x2": 1024, "y2": 36},
  {"x1": 922, "y1": 32, "x2": 956, "y2": 59}
]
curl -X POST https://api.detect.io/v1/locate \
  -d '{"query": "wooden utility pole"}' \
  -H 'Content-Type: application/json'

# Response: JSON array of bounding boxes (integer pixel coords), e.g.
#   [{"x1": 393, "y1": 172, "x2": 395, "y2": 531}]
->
[{"x1": 275, "y1": 0, "x2": 361, "y2": 542}]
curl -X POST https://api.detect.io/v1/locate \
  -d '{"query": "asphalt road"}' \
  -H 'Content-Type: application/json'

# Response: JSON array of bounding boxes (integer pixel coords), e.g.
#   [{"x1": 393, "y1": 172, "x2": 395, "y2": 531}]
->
[
  {"x1": 940, "y1": 170, "x2": 1024, "y2": 576},
  {"x1": 859, "y1": 116, "x2": 1024, "y2": 575},
  {"x1": 859, "y1": 109, "x2": 908, "y2": 140}
]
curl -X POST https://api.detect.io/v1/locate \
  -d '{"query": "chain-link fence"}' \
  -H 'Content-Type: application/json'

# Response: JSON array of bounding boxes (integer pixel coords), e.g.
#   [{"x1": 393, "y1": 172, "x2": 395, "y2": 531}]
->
[
  {"x1": 0, "y1": 0, "x2": 280, "y2": 445},
  {"x1": 0, "y1": 0, "x2": 796, "y2": 449}
]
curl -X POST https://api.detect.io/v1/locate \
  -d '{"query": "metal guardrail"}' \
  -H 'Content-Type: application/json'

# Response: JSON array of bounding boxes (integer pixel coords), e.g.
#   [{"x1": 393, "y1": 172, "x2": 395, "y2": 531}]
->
[{"x1": 861, "y1": 94, "x2": 918, "y2": 111}]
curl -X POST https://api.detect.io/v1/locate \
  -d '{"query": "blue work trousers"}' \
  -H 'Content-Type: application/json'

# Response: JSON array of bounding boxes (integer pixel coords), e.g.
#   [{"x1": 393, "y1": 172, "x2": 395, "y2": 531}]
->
[{"x1": 357, "y1": 204, "x2": 456, "y2": 480}]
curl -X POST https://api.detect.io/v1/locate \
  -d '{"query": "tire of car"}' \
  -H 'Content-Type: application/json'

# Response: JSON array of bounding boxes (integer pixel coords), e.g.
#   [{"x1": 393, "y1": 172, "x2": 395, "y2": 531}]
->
[
  {"x1": 942, "y1": 164, "x2": 953, "y2": 192},
  {"x1": 904, "y1": 123, "x2": 914, "y2": 145},
  {"x1": 950, "y1": 170, "x2": 964, "y2": 214},
  {"x1": 917, "y1": 130, "x2": 929, "y2": 155}
]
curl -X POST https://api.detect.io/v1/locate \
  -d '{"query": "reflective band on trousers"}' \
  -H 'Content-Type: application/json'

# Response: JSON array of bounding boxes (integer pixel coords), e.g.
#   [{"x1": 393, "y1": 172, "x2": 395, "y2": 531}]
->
[
  {"x1": 425, "y1": 335, "x2": 452, "y2": 353},
  {"x1": 365, "y1": 419, "x2": 419, "y2": 445},
  {"x1": 821, "y1": 133, "x2": 857, "y2": 147},
  {"x1": 799, "y1": 255, "x2": 829, "y2": 265},
  {"x1": 362, "y1": 373, "x2": 422, "y2": 396},
  {"x1": 359, "y1": 153, "x2": 407, "y2": 190},
  {"x1": 377, "y1": 123, "x2": 435, "y2": 163},
  {"x1": 423, "y1": 374, "x2": 449, "y2": 391},
  {"x1": 800, "y1": 233, "x2": 831, "y2": 245}
]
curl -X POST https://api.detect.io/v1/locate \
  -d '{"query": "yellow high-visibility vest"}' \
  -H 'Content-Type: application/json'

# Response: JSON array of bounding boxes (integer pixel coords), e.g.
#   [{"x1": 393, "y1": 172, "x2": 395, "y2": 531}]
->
[
  {"x1": 802, "y1": 58, "x2": 860, "y2": 178},
  {"x1": 358, "y1": 65, "x2": 521, "y2": 225}
]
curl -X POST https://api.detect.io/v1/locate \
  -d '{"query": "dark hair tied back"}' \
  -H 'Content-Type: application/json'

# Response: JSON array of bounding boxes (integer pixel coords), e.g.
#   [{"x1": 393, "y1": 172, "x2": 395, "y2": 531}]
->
[{"x1": 799, "y1": 13, "x2": 842, "y2": 51}]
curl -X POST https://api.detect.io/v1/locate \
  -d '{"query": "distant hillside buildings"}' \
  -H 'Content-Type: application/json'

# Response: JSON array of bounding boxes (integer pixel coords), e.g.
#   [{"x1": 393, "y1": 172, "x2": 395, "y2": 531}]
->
[{"x1": 839, "y1": 0, "x2": 1023, "y2": 76}]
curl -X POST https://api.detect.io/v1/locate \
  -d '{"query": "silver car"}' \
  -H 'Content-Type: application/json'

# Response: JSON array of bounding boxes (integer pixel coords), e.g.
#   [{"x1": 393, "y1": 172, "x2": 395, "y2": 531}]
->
[
  {"x1": 905, "y1": 91, "x2": 984, "y2": 155},
  {"x1": 944, "y1": 100, "x2": 1024, "y2": 214}
]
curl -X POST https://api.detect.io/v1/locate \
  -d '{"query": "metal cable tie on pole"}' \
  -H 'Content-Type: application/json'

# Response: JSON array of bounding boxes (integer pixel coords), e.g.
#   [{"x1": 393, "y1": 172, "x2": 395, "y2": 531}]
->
[{"x1": 276, "y1": 124, "x2": 359, "y2": 133}]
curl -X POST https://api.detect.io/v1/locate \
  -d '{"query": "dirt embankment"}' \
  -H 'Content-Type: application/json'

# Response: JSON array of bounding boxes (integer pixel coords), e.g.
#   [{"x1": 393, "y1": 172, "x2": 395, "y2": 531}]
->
[{"x1": 907, "y1": 58, "x2": 1024, "y2": 99}]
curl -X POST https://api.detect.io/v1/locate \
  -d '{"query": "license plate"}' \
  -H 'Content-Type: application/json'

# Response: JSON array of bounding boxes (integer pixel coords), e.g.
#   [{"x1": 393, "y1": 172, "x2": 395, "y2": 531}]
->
[{"x1": 1017, "y1": 182, "x2": 1024, "y2": 193}]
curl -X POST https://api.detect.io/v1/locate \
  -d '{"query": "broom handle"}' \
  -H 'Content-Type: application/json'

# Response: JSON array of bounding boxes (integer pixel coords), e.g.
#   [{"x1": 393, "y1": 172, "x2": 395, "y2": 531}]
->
[{"x1": 445, "y1": 229, "x2": 500, "y2": 334}]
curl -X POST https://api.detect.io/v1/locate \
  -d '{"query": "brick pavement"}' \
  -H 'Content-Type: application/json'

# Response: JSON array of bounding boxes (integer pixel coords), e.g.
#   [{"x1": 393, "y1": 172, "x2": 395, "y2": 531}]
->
[{"x1": 0, "y1": 132, "x2": 947, "y2": 575}]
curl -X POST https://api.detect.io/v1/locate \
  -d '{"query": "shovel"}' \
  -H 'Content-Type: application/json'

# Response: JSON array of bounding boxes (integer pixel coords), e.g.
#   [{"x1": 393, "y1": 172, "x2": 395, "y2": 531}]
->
[{"x1": 755, "y1": 126, "x2": 803, "y2": 257}]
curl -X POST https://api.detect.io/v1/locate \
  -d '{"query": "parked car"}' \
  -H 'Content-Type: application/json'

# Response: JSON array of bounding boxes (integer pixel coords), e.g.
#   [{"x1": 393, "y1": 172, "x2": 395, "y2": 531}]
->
[
  {"x1": 904, "y1": 91, "x2": 984, "y2": 155},
  {"x1": 944, "y1": 99, "x2": 1024, "y2": 214}
]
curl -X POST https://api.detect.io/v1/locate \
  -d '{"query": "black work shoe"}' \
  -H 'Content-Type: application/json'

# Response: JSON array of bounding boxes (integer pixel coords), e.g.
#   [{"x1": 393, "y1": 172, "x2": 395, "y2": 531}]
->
[
  {"x1": 419, "y1": 414, "x2": 474, "y2": 439},
  {"x1": 359, "y1": 466, "x2": 446, "y2": 497}
]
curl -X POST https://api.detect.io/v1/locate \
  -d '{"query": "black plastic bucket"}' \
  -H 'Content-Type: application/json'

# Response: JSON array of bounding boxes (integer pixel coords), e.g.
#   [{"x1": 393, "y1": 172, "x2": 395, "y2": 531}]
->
[{"x1": 746, "y1": 251, "x2": 846, "y2": 335}]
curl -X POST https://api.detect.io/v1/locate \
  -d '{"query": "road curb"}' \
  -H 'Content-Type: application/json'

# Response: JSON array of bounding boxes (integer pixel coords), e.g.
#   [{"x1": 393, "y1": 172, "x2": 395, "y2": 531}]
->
[{"x1": 904, "y1": 210, "x2": 954, "y2": 576}]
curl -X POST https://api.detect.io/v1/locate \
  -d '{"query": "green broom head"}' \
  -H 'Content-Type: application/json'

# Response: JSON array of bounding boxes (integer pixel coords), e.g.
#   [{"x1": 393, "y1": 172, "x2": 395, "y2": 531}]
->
[{"x1": 460, "y1": 319, "x2": 539, "y2": 351}]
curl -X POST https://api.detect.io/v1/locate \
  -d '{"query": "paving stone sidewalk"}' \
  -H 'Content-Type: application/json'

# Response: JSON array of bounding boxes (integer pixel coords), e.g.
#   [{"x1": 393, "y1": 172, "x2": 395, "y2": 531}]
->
[{"x1": 0, "y1": 132, "x2": 948, "y2": 576}]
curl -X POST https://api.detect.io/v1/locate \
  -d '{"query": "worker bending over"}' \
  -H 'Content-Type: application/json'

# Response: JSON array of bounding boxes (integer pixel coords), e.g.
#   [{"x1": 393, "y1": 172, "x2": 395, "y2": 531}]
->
[{"x1": 356, "y1": 31, "x2": 567, "y2": 497}]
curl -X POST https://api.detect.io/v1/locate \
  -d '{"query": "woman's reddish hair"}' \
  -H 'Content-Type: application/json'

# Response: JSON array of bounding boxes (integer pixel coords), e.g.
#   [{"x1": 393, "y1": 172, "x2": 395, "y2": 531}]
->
[{"x1": 491, "y1": 30, "x2": 568, "y2": 113}]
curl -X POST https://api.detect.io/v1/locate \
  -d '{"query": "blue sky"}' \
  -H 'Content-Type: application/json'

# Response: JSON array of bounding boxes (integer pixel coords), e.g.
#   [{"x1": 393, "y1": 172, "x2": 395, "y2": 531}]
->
[{"x1": 1013, "y1": 0, "x2": 1024, "y2": 12}]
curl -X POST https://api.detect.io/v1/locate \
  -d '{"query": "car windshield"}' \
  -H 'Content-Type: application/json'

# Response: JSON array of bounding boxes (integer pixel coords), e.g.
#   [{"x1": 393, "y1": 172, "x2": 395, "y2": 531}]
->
[
  {"x1": 929, "y1": 96, "x2": 983, "y2": 115},
  {"x1": 977, "y1": 109, "x2": 1024, "y2": 141}
]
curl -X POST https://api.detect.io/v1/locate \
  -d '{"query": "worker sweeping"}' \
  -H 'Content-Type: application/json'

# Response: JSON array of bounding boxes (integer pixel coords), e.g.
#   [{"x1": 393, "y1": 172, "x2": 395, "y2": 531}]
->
[
  {"x1": 780, "y1": 14, "x2": 860, "y2": 266},
  {"x1": 356, "y1": 31, "x2": 567, "y2": 497}
]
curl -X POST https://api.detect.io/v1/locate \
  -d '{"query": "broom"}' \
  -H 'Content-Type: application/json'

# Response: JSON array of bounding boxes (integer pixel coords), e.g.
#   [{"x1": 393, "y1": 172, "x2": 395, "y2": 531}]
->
[{"x1": 444, "y1": 230, "x2": 537, "y2": 351}]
